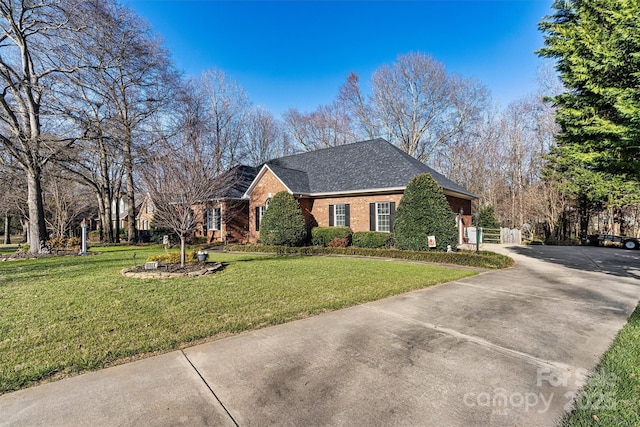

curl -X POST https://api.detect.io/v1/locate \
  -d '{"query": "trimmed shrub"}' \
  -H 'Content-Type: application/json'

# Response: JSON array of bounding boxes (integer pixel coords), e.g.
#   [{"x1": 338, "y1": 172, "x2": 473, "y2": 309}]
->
[
  {"x1": 310, "y1": 227, "x2": 352, "y2": 247},
  {"x1": 225, "y1": 244, "x2": 514, "y2": 269},
  {"x1": 260, "y1": 191, "x2": 307, "y2": 247},
  {"x1": 394, "y1": 173, "x2": 458, "y2": 251},
  {"x1": 327, "y1": 237, "x2": 349, "y2": 248},
  {"x1": 352, "y1": 231, "x2": 393, "y2": 248}
]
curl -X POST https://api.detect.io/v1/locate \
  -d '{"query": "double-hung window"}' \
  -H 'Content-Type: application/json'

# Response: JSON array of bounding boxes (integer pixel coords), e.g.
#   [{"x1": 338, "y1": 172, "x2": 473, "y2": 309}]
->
[
  {"x1": 207, "y1": 207, "x2": 222, "y2": 231},
  {"x1": 329, "y1": 204, "x2": 350, "y2": 227},
  {"x1": 369, "y1": 202, "x2": 396, "y2": 232}
]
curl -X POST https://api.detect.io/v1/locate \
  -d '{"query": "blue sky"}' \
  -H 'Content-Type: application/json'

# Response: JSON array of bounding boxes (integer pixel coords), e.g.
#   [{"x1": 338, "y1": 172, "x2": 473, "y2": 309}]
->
[{"x1": 127, "y1": 0, "x2": 554, "y2": 116}]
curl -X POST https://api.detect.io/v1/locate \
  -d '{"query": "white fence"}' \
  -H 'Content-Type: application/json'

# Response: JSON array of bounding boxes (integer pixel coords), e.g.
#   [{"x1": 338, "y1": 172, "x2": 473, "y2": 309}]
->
[{"x1": 465, "y1": 227, "x2": 521, "y2": 244}]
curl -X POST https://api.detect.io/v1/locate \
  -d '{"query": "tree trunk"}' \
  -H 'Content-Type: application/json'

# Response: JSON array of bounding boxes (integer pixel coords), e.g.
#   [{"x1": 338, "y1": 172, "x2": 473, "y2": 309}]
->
[
  {"x1": 114, "y1": 195, "x2": 121, "y2": 243},
  {"x1": 126, "y1": 167, "x2": 137, "y2": 243},
  {"x1": 26, "y1": 169, "x2": 47, "y2": 253},
  {"x1": 21, "y1": 218, "x2": 28, "y2": 244},
  {"x1": 180, "y1": 235, "x2": 186, "y2": 267},
  {"x1": 123, "y1": 129, "x2": 137, "y2": 244},
  {"x1": 3, "y1": 212, "x2": 10, "y2": 244}
]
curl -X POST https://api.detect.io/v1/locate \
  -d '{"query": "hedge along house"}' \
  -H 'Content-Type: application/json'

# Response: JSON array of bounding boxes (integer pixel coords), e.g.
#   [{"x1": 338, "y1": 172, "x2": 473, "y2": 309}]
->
[
  {"x1": 193, "y1": 165, "x2": 258, "y2": 243},
  {"x1": 243, "y1": 138, "x2": 476, "y2": 244}
]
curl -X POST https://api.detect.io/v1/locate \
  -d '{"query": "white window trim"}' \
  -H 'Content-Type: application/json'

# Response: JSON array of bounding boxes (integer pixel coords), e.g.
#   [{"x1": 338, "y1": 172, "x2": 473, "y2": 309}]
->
[
  {"x1": 208, "y1": 207, "x2": 222, "y2": 231},
  {"x1": 376, "y1": 202, "x2": 391, "y2": 233},
  {"x1": 334, "y1": 203, "x2": 346, "y2": 227}
]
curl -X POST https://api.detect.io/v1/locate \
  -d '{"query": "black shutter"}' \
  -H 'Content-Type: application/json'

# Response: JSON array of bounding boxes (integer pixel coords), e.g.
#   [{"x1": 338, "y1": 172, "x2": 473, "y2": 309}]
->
[
  {"x1": 345, "y1": 204, "x2": 350, "y2": 227},
  {"x1": 215, "y1": 208, "x2": 222, "y2": 231},
  {"x1": 329, "y1": 205, "x2": 334, "y2": 227},
  {"x1": 390, "y1": 202, "x2": 396, "y2": 232},
  {"x1": 255, "y1": 206, "x2": 260, "y2": 231},
  {"x1": 204, "y1": 208, "x2": 209, "y2": 230},
  {"x1": 369, "y1": 203, "x2": 376, "y2": 231}
]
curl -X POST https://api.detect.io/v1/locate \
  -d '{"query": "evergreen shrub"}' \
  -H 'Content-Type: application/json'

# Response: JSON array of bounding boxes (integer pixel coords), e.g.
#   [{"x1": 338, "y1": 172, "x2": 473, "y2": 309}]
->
[
  {"x1": 260, "y1": 192, "x2": 307, "y2": 247},
  {"x1": 394, "y1": 173, "x2": 458, "y2": 251},
  {"x1": 352, "y1": 231, "x2": 393, "y2": 248}
]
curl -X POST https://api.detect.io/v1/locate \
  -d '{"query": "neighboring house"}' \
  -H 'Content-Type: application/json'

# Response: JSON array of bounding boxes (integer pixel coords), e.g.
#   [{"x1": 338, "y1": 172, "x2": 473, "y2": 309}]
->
[
  {"x1": 193, "y1": 165, "x2": 258, "y2": 243},
  {"x1": 111, "y1": 197, "x2": 131, "y2": 231},
  {"x1": 243, "y1": 138, "x2": 476, "y2": 243},
  {"x1": 136, "y1": 194, "x2": 155, "y2": 232}
]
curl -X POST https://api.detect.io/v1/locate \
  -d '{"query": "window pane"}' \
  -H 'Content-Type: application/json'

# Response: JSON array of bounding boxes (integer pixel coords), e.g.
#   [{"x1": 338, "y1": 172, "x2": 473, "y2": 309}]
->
[
  {"x1": 335, "y1": 204, "x2": 345, "y2": 227},
  {"x1": 377, "y1": 202, "x2": 390, "y2": 232},
  {"x1": 207, "y1": 208, "x2": 222, "y2": 231}
]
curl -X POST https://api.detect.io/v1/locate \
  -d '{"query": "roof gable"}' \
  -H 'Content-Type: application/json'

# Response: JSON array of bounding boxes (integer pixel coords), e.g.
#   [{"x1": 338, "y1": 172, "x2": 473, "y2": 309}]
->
[{"x1": 257, "y1": 139, "x2": 476, "y2": 199}]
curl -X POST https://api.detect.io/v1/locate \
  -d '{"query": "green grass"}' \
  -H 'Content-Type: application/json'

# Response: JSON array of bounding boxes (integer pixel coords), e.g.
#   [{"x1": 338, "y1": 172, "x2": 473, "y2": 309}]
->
[
  {"x1": 0, "y1": 245, "x2": 476, "y2": 394},
  {"x1": 0, "y1": 242, "x2": 22, "y2": 256},
  {"x1": 562, "y1": 305, "x2": 640, "y2": 425}
]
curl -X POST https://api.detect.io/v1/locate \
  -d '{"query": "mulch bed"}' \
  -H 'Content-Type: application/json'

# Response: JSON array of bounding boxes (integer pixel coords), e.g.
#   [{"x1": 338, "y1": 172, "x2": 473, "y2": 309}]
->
[
  {"x1": 1, "y1": 250, "x2": 94, "y2": 261},
  {"x1": 121, "y1": 262, "x2": 224, "y2": 278}
]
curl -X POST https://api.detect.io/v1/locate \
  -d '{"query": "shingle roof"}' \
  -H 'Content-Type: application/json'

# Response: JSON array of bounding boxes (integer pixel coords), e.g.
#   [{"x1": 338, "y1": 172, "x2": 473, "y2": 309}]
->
[
  {"x1": 262, "y1": 138, "x2": 476, "y2": 199},
  {"x1": 210, "y1": 165, "x2": 258, "y2": 200}
]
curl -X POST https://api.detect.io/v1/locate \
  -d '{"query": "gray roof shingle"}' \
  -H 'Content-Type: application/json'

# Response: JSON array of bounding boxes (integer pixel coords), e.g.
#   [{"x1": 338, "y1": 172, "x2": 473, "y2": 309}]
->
[
  {"x1": 263, "y1": 138, "x2": 476, "y2": 199},
  {"x1": 210, "y1": 165, "x2": 258, "y2": 200}
]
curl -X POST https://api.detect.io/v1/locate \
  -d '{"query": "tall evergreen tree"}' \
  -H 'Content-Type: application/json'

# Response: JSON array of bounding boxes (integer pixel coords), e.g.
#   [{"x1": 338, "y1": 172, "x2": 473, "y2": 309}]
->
[
  {"x1": 538, "y1": 0, "x2": 640, "y2": 179},
  {"x1": 394, "y1": 174, "x2": 458, "y2": 251}
]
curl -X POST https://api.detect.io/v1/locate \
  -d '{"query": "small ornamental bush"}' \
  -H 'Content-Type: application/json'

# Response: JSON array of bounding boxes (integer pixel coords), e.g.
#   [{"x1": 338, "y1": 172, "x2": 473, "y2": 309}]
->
[
  {"x1": 327, "y1": 237, "x2": 349, "y2": 248},
  {"x1": 260, "y1": 191, "x2": 307, "y2": 247},
  {"x1": 394, "y1": 173, "x2": 458, "y2": 251},
  {"x1": 48, "y1": 236, "x2": 67, "y2": 250},
  {"x1": 66, "y1": 237, "x2": 82, "y2": 251},
  {"x1": 352, "y1": 231, "x2": 393, "y2": 248},
  {"x1": 311, "y1": 227, "x2": 352, "y2": 247},
  {"x1": 147, "y1": 250, "x2": 198, "y2": 264}
]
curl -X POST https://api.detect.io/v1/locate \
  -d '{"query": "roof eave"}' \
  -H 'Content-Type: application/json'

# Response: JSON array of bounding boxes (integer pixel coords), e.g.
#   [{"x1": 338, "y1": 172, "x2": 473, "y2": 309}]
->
[{"x1": 442, "y1": 189, "x2": 478, "y2": 200}]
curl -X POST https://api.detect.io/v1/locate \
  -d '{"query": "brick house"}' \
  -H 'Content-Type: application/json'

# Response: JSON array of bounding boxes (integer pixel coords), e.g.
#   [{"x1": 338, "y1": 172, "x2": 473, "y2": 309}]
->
[
  {"x1": 193, "y1": 165, "x2": 258, "y2": 243},
  {"x1": 243, "y1": 138, "x2": 476, "y2": 243},
  {"x1": 136, "y1": 194, "x2": 155, "y2": 232}
]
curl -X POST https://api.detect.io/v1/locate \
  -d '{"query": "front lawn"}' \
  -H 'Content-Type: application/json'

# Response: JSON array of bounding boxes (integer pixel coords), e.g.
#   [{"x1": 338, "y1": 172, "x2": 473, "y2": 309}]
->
[
  {"x1": 562, "y1": 304, "x2": 640, "y2": 425},
  {"x1": 0, "y1": 245, "x2": 476, "y2": 394}
]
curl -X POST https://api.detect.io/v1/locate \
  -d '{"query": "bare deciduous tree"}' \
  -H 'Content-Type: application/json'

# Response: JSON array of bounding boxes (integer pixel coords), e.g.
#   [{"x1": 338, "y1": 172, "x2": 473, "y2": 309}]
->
[
  {"x1": 143, "y1": 88, "x2": 238, "y2": 267},
  {"x1": 283, "y1": 101, "x2": 355, "y2": 152},
  {"x1": 337, "y1": 53, "x2": 488, "y2": 162},
  {"x1": 59, "y1": 0, "x2": 176, "y2": 243},
  {"x1": 337, "y1": 72, "x2": 378, "y2": 140},
  {"x1": 245, "y1": 107, "x2": 290, "y2": 166},
  {"x1": 0, "y1": 0, "x2": 87, "y2": 251},
  {"x1": 195, "y1": 68, "x2": 251, "y2": 171},
  {"x1": 44, "y1": 172, "x2": 93, "y2": 238}
]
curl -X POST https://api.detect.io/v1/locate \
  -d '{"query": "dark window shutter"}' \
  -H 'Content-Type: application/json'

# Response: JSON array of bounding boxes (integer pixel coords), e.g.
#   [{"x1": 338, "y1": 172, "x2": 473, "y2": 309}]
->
[
  {"x1": 215, "y1": 208, "x2": 222, "y2": 231},
  {"x1": 390, "y1": 202, "x2": 396, "y2": 232},
  {"x1": 204, "y1": 208, "x2": 209, "y2": 230},
  {"x1": 369, "y1": 203, "x2": 376, "y2": 231},
  {"x1": 329, "y1": 205, "x2": 334, "y2": 227},
  {"x1": 345, "y1": 204, "x2": 350, "y2": 227},
  {"x1": 255, "y1": 206, "x2": 260, "y2": 231}
]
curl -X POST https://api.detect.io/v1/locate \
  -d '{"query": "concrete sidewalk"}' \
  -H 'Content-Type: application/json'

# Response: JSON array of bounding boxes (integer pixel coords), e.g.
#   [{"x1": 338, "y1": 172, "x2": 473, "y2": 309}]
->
[{"x1": 2, "y1": 245, "x2": 639, "y2": 426}]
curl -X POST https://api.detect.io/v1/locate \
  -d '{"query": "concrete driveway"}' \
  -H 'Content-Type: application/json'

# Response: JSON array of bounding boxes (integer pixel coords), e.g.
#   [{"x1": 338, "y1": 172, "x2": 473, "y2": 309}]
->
[{"x1": 1, "y1": 245, "x2": 639, "y2": 426}]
